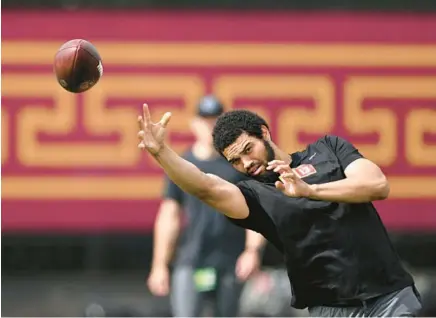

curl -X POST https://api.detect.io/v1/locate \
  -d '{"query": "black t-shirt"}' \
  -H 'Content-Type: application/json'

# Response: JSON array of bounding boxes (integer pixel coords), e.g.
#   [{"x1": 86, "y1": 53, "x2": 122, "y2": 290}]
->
[
  {"x1": 228, "y1": 135, "x2": 414, "y2": 309},
  {"x1": 165, "y1": 149, "x2": 247, "y2": 269}
]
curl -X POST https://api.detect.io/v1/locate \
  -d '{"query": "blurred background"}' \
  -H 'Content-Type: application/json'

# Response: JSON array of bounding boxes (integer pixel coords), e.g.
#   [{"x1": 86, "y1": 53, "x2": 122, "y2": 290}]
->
[{"x1": 2, "y1": 0, "x2": 436, "y2": 316}]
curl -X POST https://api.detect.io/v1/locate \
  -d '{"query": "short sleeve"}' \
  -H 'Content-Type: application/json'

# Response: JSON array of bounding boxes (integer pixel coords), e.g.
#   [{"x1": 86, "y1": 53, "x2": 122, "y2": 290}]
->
[
  {"x1": 324, "y1": 135, "x2": 364, "y2": 170},
  {"x1": 163, "y1": 175, "x2": 184, "y2": 204},
  {"x1": 227, "y1": 181, "x2": 284, "y2": 253},
  {"x1": 225, "y1": 182, "x2": 269, "y2": 233}
]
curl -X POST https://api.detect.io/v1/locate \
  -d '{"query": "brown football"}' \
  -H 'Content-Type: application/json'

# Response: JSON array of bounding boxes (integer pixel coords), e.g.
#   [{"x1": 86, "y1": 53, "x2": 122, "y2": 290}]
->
[{"x1": 53, "y1": 39, "x2": 103, "y2": 93}]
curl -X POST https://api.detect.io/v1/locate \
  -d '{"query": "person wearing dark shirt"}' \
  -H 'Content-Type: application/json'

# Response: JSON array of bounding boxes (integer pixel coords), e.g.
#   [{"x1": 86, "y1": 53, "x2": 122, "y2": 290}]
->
[
  {"x1": 147, "y1": 97, "x2": 265, "y2": 317},
  {"x1": 138, "y1": 105, "x2": 422, "y2": 317}
]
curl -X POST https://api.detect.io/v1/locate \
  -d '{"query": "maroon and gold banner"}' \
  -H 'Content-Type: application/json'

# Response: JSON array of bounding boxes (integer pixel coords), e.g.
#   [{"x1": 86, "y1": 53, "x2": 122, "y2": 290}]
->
[{"x1": 2, "y1": 10, "x2": 436, "y2": 232}]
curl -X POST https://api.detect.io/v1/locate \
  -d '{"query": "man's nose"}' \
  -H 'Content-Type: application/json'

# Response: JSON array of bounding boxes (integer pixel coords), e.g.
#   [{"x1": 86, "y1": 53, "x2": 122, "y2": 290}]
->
[{"x1": 242, "y1": 156, "x2": 253, "y2": 171}]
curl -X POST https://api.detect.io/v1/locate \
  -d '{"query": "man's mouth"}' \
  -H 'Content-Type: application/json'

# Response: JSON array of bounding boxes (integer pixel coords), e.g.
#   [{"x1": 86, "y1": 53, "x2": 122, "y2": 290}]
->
[{"x1": 249, "y1": 165, "x2": 263, "y2": 176}]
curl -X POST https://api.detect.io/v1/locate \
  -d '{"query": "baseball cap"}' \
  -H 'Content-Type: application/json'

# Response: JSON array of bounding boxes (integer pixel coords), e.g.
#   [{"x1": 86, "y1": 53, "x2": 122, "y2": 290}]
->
[{"x1": 196, "y1": 95, "x2": 224, "y2": 117}]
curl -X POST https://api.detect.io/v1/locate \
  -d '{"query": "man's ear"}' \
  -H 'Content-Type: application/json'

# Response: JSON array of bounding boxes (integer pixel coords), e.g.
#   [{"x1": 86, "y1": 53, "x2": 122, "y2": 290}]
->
[{"x1": 261, "y1": 125, "x2": 271, "y2": 141}]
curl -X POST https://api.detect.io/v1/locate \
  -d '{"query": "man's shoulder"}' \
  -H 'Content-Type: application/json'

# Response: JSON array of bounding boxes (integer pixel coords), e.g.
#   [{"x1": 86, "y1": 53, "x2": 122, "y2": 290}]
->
[
  {"x1": 292, "y1": 135, "x2": 343, "y2": 157},
  {"x1": 236, "y1": 178, "x2": 264, "y2": 189},
  {"x1": 235, "y1": 179, "x2": 253, "y2": 191},
  {"x1": 235, "y1": 179, "x2": 260, "y2": 198},
  {"x1": 311, "y1": 134, "x2": 355, "y2": 149},
  {"x1": 235, "y1": 179, "x2": 282, "y2": 200},
  {"x1": 306, "y1": 134, "x2": 360, "y2": 158},
  {"x1": 308, "y1": 134, "x2": 339, "y2": 148},
  {"x1": 289, "y1": 135, "x2": 333, "y2": 164}
]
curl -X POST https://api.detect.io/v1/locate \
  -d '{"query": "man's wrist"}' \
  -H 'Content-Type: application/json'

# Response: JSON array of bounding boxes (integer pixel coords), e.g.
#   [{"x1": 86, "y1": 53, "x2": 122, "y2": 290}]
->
[
  {"x1": 307, "y1": 184, "x2": 319, "y2": 199},
  {"x1": 152, "y1": 143, "x2": 168, "y2": 159}
]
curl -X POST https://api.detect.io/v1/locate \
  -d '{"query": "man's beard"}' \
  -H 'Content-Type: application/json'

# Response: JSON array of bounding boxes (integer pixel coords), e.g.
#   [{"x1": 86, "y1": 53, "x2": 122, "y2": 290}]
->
[{"x1": 251, "y1": 140, "x2": 280, "y2": 184}]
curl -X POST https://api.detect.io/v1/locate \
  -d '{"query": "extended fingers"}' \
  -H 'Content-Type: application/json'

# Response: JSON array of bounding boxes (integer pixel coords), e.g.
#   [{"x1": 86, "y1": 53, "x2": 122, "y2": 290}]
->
[
  {"x1": 137, "y1": 130, "x2": 145, "y2": 139},
  {"x1": 137, "y1": 123, "x2": 145, "y2": 149},
  {"x1": 142, "y1": 104, "x2": 151, "y2": 124},
  {"x1": 267, "y1": 160, "x2": 290, "y2": 171},
  {"x1": 267, "y1": 160, "x2": 285, "y2": 167},
  {"x1": 274, "y1": 164, "x2": 291, "y2": 174},
  {"x1": 275, "y1": 180, "x2": 286, "y2": 191},
  {"x1": 279, "y1": 172, "x2": 296, "y2": 183},
  {"x1": 159, "y1": 112, "x2": 172, "y2": 128},
  {"x1": 138, "y1": 115, "x2": 144, "y2": 129},
  {"x1": 267, "y1": 161, "x2": 291, "y2": 175},
  {"x1": 282, "y1": 171, "x2": 296, "y2": 179},
  {"x1": 137, "y1": 116, "x2": 145, "y2": 150}
]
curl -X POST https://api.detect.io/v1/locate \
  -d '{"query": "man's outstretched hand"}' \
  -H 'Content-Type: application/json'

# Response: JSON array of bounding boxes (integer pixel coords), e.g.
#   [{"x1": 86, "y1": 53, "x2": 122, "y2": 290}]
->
[{"x1": 137, "y1": 104, "x2": 172, "y2": 155}]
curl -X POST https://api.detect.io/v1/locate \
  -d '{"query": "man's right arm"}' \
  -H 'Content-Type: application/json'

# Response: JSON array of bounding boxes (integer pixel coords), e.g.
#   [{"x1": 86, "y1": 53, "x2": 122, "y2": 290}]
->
[
  {"x1": 153, "y1": 145, "x2": 250, "y2": 220},
  {"x1": 137, "y1": 105, "x2": 249, "y2": 220}
]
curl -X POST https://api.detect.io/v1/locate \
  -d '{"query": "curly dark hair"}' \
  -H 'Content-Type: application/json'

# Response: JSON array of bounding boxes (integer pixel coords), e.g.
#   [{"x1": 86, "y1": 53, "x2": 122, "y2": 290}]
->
[{"x1": 212, "y1": 109, "x2": 269, "y2": 154}]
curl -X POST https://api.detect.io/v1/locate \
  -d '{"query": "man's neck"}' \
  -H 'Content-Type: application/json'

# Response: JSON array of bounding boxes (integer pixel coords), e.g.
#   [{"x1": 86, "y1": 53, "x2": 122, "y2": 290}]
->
[{"x1": 192, "y1": 142, "x2": 218, "y2": 161}]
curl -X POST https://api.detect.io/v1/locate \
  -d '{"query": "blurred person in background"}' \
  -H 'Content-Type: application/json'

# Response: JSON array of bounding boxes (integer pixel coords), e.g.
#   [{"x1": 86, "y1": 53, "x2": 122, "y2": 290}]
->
[{"x1": 147, "y1": 96, "x2": 266, "y2": 317}]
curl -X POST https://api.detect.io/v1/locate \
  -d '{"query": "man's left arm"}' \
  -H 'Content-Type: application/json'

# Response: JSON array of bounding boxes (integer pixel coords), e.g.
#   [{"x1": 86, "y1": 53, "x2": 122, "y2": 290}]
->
[{"x1": 308, "y1": 135, "x2": 390, "y2": 203}]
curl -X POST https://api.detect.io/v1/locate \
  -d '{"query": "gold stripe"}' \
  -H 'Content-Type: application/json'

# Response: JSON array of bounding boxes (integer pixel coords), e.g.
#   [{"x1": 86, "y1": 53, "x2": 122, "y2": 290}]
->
[
  {"x1": 388, "y1": 177, "x2": 436, "y2": 199},
  {"x1": 1, "y1": 176, "x2": 435, "y2": 200},
  {"x1": 2, "y1": 176, "x2": 164, "y2": 200},
  {"x1": 3, "y1": 41, "x2": 436, "y2": 66}
]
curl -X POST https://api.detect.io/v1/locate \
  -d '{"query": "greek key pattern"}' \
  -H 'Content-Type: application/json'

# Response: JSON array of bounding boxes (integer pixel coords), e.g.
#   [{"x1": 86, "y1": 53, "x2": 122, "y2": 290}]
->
[{"x1": 2, "y1": 42, "x2": 435, "y2": 199}]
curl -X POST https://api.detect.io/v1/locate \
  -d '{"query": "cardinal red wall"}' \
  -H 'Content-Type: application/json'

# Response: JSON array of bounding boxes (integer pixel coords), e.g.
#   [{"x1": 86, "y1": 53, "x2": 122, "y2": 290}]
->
[{"x1": 2, "y1": 10, "x2": 436, "y2": 233}]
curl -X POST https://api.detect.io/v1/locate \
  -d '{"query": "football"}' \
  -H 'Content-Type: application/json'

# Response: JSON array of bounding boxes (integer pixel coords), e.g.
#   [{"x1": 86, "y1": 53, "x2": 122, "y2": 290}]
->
[{"x1": 53, "y1": 39, "x2": 103, "y2": 93}]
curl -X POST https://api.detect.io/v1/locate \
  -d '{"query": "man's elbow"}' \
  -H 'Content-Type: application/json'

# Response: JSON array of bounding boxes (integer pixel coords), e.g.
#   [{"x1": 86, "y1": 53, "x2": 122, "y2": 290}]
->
[
  {"x1": 193, "y1": 186, "x2": 213, "y2": 201},
  {"x1": 195, "y1": 173, "x2": 219, "y2": 201},
  {"x1": 372, "y1": 176, "x2": 390, "y2": 201}
]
